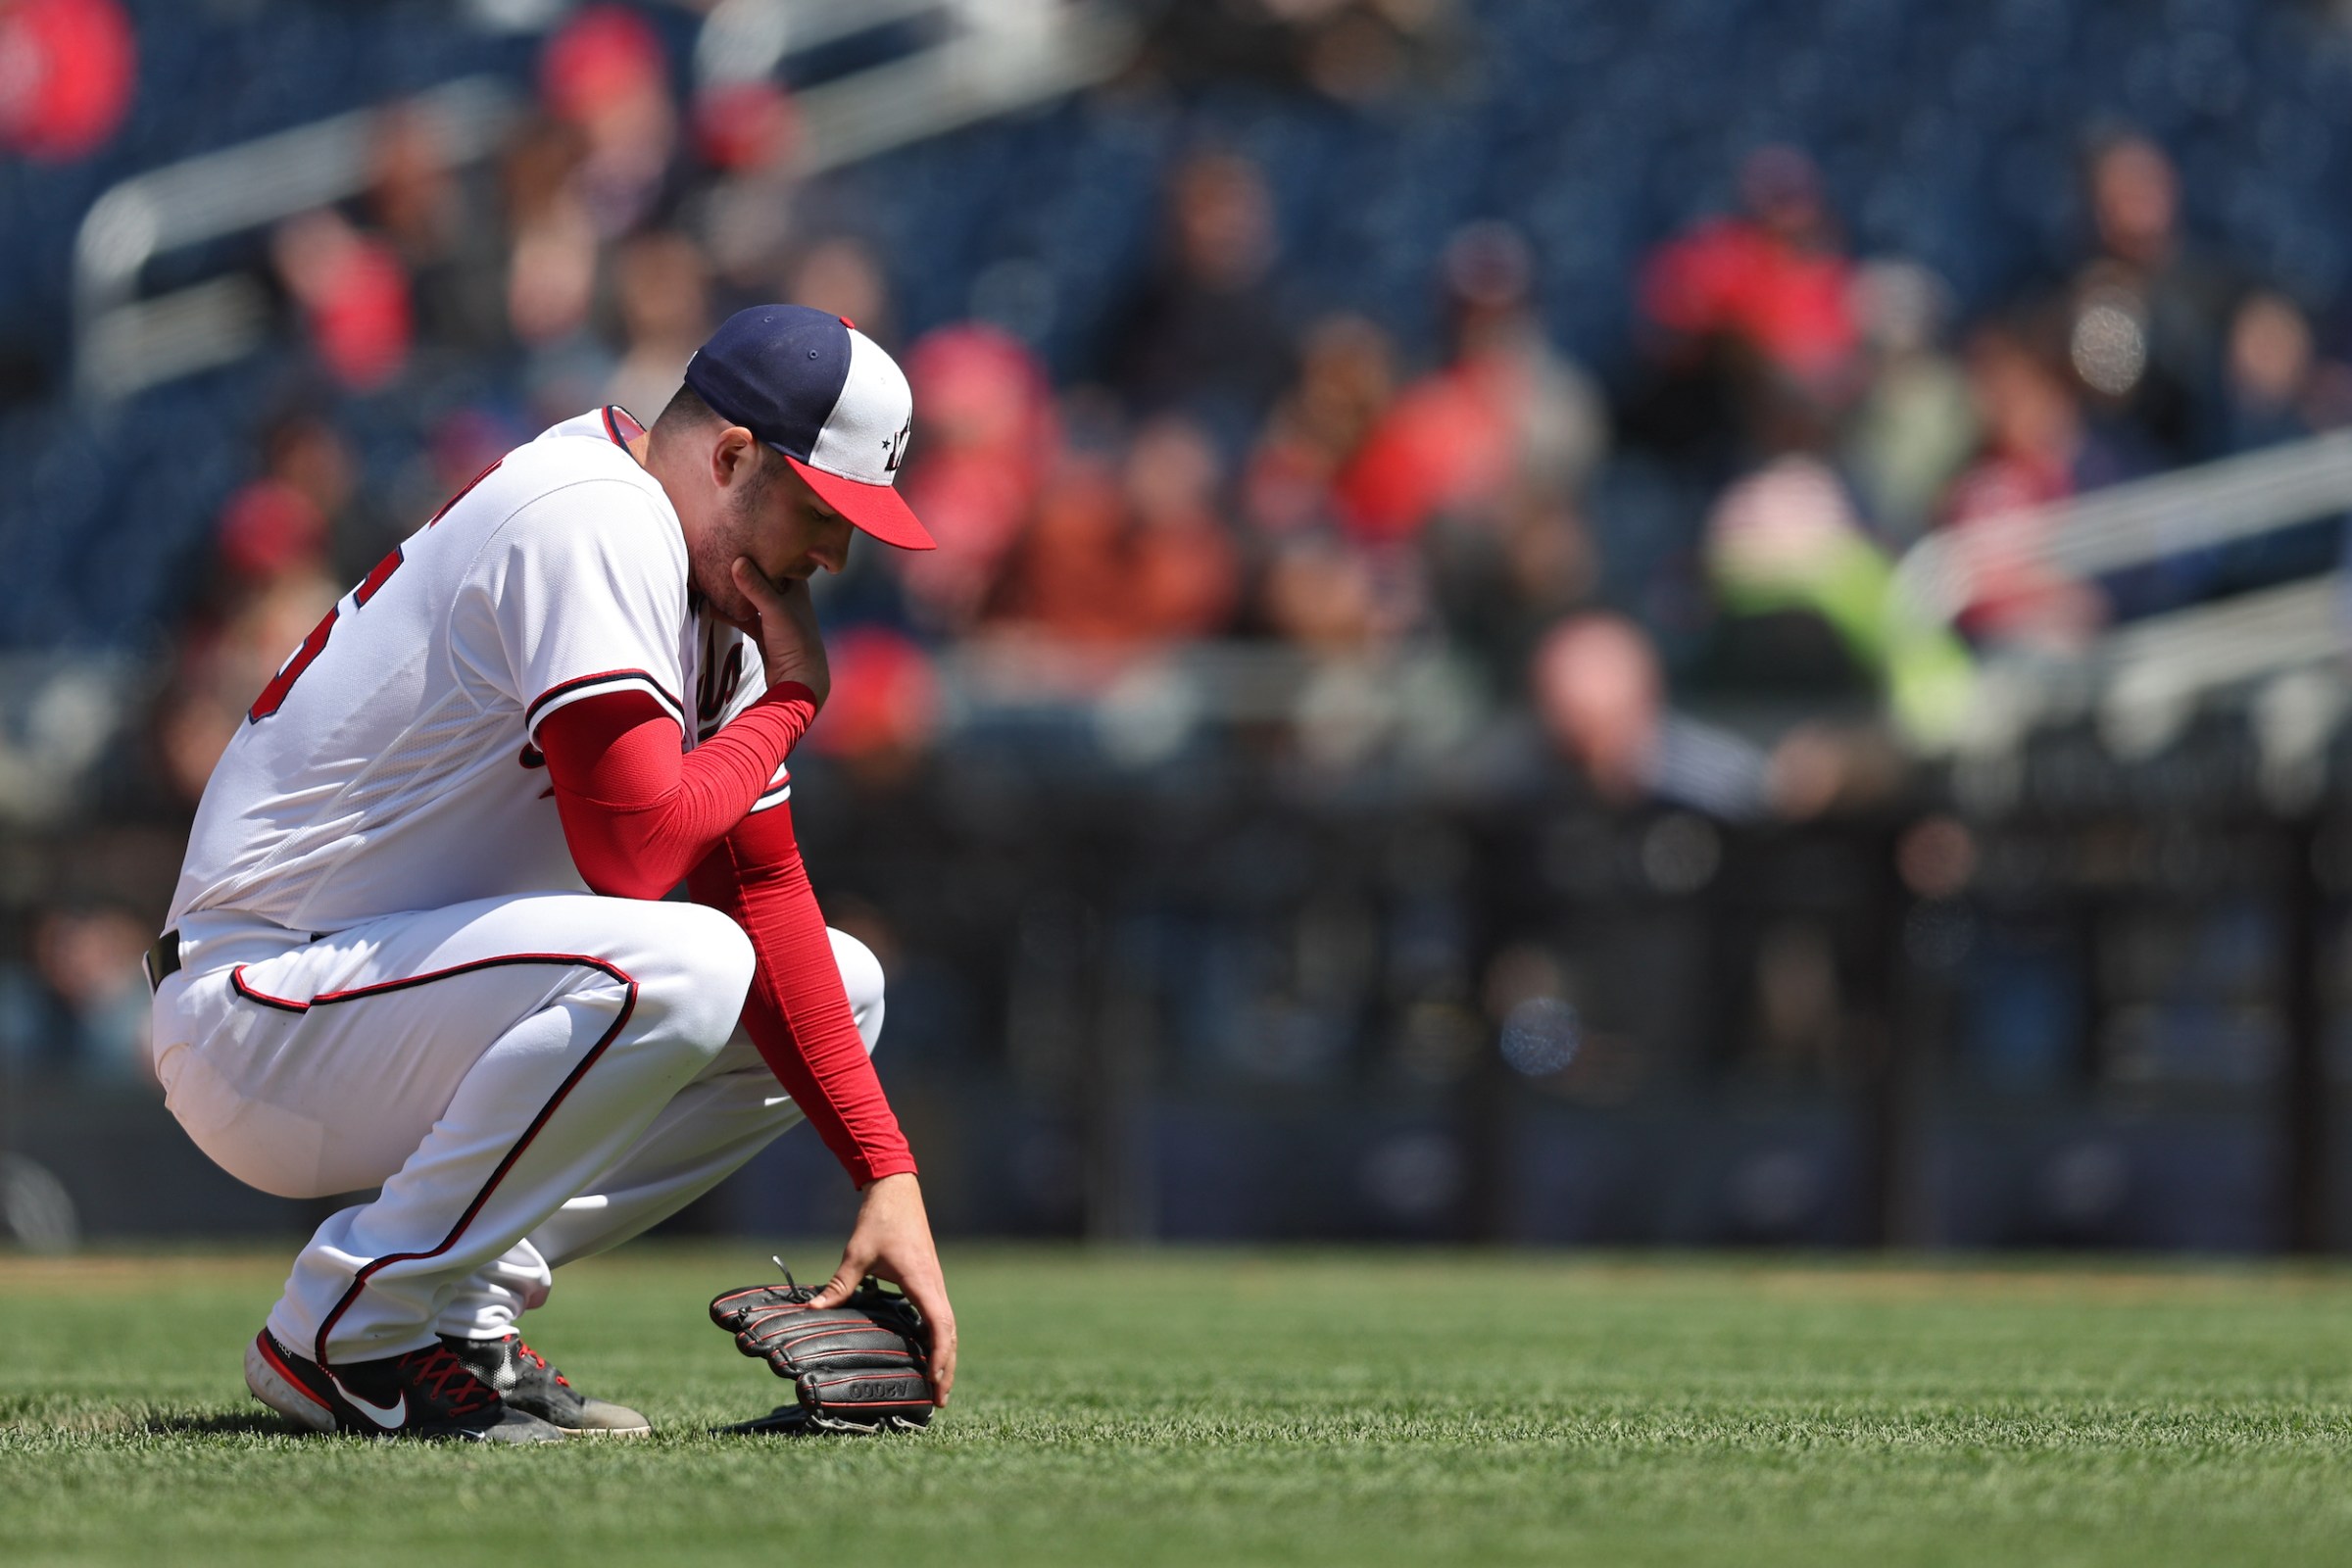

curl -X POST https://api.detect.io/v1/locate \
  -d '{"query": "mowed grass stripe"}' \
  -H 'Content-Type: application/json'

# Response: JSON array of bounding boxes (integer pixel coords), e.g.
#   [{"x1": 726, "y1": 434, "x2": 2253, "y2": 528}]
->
[{"x1": 3, "y1": 1247, "x2": 2350, "y2": 1567}]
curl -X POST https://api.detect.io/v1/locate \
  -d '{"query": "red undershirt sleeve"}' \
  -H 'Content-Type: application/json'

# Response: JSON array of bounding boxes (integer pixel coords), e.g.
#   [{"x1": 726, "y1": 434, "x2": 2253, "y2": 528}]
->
[
  {"x1": 535, "y1": 684, "x2": 816, "y2": 900},
  {"x1": 686, "y1": 807, "x2": 917, "y2": 1187},
  {"x1": 538, "y1": 686, "x2": 915, "y2": 1187}
]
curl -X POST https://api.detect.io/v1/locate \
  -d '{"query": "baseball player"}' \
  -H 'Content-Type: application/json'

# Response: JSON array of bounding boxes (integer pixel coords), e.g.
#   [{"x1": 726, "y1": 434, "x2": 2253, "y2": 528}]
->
[{"x1": 145, "y1": 306, "x2": 956, "y2": 1442}]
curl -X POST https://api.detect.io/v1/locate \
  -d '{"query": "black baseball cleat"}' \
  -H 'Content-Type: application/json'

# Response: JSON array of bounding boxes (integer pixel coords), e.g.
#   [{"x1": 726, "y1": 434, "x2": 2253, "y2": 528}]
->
[
  {"x1": 439, "y1": 1332, "x2": 653, "y2": 1437},
  {"x1": 245, "y1": 1327, "x2": 564, "y2": 1443}
]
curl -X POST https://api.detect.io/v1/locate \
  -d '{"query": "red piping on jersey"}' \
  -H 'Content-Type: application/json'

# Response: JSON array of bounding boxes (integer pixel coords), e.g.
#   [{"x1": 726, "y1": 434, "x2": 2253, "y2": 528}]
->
[
  {"x1": 601, "y1": 405, "x2": 646, "y2": 450},
  {"x1": 297, "y1": 951, "x2": 641, "y2": 1372},
  {"x1": 229, "y1": 968, "x2": 309, "y2": 1012},
  {"x1": 231, "y1": 951, "x2": 639, "y2": 1015},
  {"x1": 428, "y1": 458, "x2": 504, "y2": 527},
  {"x1": 523, "y1": 668, "x2": 684, "y2": 730}
]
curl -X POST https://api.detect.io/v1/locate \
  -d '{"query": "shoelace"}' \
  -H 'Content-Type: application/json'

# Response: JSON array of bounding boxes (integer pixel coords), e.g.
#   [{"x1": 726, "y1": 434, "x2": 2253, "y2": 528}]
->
[
  {"x1": 512, "y1": 1338, "x2": 572, "y2": 1389},
  {"x1": 396, "y1": 1343, "x2": 500, "y2": 1416}
]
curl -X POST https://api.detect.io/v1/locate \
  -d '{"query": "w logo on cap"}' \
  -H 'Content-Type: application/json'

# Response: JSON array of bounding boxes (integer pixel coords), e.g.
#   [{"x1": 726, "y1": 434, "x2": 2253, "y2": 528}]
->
[{"x1": 882, "y1": 420, "x2": 911, "y2": 474}]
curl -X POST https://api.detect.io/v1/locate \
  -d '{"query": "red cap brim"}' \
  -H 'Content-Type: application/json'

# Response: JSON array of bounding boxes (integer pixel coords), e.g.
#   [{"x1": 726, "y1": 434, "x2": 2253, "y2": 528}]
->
[{"x1": 785, "y1": 456, "x2": 936, "y2": 551}]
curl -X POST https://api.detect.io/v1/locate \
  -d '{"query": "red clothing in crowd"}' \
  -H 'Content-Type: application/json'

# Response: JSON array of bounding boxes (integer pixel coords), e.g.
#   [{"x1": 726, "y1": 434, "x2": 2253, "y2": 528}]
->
[
  {"x1": 1639, "y1": 218, "x2": 1858, "y2": 385},
  {"x1": 0, "y1": 0, "x2": 135, "y2": 160},
  {"x1": 1334, "y1": 353, "x2": 1524, "y2": 544}
]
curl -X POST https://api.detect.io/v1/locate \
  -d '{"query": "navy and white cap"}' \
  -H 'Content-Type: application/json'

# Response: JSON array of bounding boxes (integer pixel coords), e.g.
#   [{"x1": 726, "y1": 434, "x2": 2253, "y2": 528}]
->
[{"x1": 682, "y1": 304, "x2": 935, "y2": 551}]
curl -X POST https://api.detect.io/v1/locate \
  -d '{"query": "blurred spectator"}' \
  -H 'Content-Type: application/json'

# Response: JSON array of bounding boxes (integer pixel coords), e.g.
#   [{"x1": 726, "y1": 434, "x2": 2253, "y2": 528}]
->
[
  {"x1": 1701, "y1": 391, "x2": 1884, "y2": 697},
  {"x1": 1421, "y1": 475, "x2": 1595, "y2": 703},
  {"x1": 1335, "y1": 221, "x2": 1604, "y2": 546},
  {"x1": 258, "y1": 414, "x2": 398, "y2": 586},
  {"x1": 498, "y1": 116, "x2": 613, "y2": 419},
  {"x1": 0, "y1": 0, "x2": 134, "y2": 161},
  {"x1": 154, "y1": 451, "x2": 342, "y2": 805},
  {"x1": 2065, "y1": 130, "x2": 2239, "y2": 462},
  {"x1": 971, "y1": 413, "x2": 1241, "y2": 659},
  {"x1": 33, "y1": 906, "x2": 150, "y2": 1081},
  {"x1": 808, "y1": 625, "x2": 942, "y2": 785},
  {"x1": 2207, "y1": 291, "x2": 2352, "y2": 592},
  {"x1": 1244, "y1": 313, "x2": 1396, "y2": 537},
  {"x1": 2219, "y1": 290, "x2": 2340, "y2": 455},
  {"x1": 987, "y1": 459, "x2": 1139, "y2": 647},
  {"x1": 1139, "y1": 0, "x2": 1461, "y2": 106},
  {"x1": 366, "y1": 104, "x2": 507, "y2": 356},
  {"x1": 1937, "y1": 318, "x2": 2118, "y2": 648},
  {"x1": 1532, "y1": 614, "x2": 1904, "y2": 820},
  {"x1": 1110, "y1": 150, "x2": 1295, "y2": 443},
  {"x1": 541, "y1": 4, "x2": 681, "y2": 239},
  {"x1": 1120, "y1": 416, "x2": 1244, "y2": 640},
  {"x1": 1702, "y1": 380, "x2": 1976, "y2": 744},
  {"x1": 0, "y1": 904, "x2": 151, "y2": 1081},
  {"x1": 898, "y1": 324, "x2": 1061, "y2": 631},
  {"x1": 1259, "y1": 534, "x2": 1397, "y2": 657},
  {"x1": 271, "y1": 210, "x2": 414, "y2": 392},
  {"x1": 605, "y1": 229, "x2": 711, "y2": 419},
  {"x1": 690, "y1": 101, "x2": 803, "y2": 310},
  {"x1": 1532, "y1": 613, "x2": 1769, "y2": 817},
  {"x1": 1637, "y1": 146, "x2": 1861, "y2": 408},
  {"x1": 691, "y1": 78, "x2": 794, "y2": 182},
  {"x1": 417, "y1": 407, "x2": 530, "y2": 523},
  {"x1": 789, "y1": 238, "x2": 895, "y2": 349},
  {"x1": 501, "y1": 118, "x2": 601, "y2": 350},
  {"x1": 213, "y1": 474, "x2": 327, "y2": 586},
  {"x1": 1842, "y1": 260, "x2": 1978, "y2": 548},
  {"x1": 1290, "y1": 0, "x2": 1459, "y2": 104}
]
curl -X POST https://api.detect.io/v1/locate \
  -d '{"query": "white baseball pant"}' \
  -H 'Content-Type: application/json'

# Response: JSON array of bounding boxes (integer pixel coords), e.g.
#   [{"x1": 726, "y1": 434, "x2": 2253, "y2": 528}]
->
[{"x1": 146, "y1": 892, "x2": 883, "y2": 1367}]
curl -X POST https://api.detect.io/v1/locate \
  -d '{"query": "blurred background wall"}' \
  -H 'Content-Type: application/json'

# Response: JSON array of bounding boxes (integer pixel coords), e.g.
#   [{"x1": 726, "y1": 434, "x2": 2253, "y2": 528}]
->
[{"x1": 6, "y1": 0, "x2": 2352, "y2": 1252}]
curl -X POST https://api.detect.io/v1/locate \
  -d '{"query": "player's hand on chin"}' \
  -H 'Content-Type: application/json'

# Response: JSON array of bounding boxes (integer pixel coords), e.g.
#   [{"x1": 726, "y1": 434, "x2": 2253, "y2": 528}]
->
[
  {"x1": 726, "y1": 556, "x2": 831, "y2": 707},
  {"x1": 805, "y1": 1171, "x2": 958, "y2": 1406}
]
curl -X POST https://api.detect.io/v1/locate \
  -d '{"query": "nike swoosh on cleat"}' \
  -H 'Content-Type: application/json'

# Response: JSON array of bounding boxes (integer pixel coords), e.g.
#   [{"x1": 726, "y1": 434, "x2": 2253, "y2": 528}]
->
[{"x1": 327, "y1": 1372, "x2": 408, "y2": 1430}]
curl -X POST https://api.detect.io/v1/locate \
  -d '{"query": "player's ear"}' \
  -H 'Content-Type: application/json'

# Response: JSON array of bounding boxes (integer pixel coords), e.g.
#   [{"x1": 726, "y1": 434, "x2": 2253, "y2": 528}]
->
[{"x1": 711, "y1": 425, "x2": 759, "y2": 491}]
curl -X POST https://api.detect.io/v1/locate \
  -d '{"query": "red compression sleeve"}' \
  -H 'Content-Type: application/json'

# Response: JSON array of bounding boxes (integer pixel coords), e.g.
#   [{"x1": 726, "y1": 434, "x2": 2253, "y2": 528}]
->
[
  {"x1": 536, "y1": 684, "x2": 817, "y2": 900},
  {"x1": 540, "y1": 684, "x2": 913, "y2": 1187},
  {"x1": 687, "y1": 804, "x2": 917, "y2": 1188}
]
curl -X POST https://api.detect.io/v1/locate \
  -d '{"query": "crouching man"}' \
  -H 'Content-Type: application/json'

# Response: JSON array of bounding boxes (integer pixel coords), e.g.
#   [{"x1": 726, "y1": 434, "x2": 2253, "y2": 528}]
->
[{"x1": 147, "y1": 307, "x2": 956, "y2": 1441}]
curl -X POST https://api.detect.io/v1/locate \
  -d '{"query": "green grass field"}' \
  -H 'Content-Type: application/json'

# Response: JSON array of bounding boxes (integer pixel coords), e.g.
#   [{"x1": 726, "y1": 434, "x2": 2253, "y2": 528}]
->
[{"x1": 5, "y1": 1247, "x2": 2352, "y2": 1566}]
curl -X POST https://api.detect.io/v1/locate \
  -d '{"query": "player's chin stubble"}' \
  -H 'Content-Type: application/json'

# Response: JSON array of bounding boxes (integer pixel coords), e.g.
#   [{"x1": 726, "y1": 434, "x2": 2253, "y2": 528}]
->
[{"x1": 692, "y1": 500, "x2": 764, "y2": 626}]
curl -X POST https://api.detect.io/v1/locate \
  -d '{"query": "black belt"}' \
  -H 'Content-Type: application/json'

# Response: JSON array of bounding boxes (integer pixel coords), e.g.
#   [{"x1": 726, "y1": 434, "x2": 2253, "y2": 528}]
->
[{"x1": 143, "y1": 928, "x2": 180, "y2": 994}]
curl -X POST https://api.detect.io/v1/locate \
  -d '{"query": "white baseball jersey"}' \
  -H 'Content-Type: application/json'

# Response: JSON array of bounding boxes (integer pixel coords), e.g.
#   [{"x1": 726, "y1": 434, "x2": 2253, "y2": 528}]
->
[{"x1": 169, "y1": 408, "x2": 775, "y2": 934}]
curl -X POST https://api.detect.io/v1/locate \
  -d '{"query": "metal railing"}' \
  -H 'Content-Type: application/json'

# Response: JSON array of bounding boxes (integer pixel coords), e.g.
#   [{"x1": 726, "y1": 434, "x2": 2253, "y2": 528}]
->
[
  {"x1": 73, "y1": 76, "x2": 519, "y2": 402},
  {"x1": 1890, "y1": 431, "x2": 2352, "y2": 760},
  {"x1": 1890, "y1": 430, "x2": 2352, "y2": 624},
  {"x1": 72, "y1": 0, "x2": 1137, "y2": 403}
]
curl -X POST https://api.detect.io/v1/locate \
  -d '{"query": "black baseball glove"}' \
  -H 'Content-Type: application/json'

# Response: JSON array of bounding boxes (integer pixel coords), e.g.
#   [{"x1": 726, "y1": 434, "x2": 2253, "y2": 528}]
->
[{"x1": 710, "y1": 1263, "x2": 934, "y2": 1435}]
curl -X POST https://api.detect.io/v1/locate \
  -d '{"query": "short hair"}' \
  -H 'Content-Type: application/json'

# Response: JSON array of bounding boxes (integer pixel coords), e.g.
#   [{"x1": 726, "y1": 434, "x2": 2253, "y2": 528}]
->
[
  {"x1": 652, "y1": 383, "x2": 785, "y2": 504},
  {"x1": 653, "y1": 381, "x2": 722, "y2": 434}
]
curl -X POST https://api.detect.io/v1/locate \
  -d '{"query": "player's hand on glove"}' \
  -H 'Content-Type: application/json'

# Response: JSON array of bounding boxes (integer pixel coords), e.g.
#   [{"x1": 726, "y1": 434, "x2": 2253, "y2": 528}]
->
[
  {"x1": 710, "y1": 1269, "x2": 934, "y2": 1434},
  {"x1": 708, "y1": 1176, "x2": 955, "y2": 1435},
  {"x1": 726, "y1": 557, "x2": 830, "y2": 707},
  {"x1": 809, "y1": 1172, "x2": 957, "y2": 1407}
]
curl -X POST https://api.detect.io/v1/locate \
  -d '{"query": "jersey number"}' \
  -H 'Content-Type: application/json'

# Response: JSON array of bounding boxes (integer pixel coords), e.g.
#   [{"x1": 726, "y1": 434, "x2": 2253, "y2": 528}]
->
[
  {"x1": 246, "y1": 458, "x2": 502, "y2": 723},
  {"x1": 246, "y1": 546, "x2": 405, "y2": 722}
]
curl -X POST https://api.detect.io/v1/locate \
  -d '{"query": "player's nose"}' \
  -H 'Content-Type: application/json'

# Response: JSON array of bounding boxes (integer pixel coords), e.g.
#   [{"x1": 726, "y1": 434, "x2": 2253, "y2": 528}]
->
[{"x1": 810, "y1": 522, "x2": 853, "y2": 574}]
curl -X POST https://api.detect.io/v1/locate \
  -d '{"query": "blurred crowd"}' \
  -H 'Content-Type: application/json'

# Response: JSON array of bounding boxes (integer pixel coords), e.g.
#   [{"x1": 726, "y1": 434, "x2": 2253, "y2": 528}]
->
[
  {"x1": 162, "y1": 13, "x2": 2352, "y2": 816},
  {"x1": 11, "y1": 0, "x2": 2352, "y2": 1090}
]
